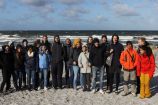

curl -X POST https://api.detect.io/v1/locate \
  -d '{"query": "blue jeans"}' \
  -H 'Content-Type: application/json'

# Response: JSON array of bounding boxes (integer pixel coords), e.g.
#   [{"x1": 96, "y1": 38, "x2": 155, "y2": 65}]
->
[
  {"x1": 72, "y1": 65, "x2": 80, "y2": 89},
  {"x1": 25, "y1": 68, "x2": 35, "y2": 89},
  {"x1": 68, "y1": 65, "x2": 74, "y2": 86},
  {"x1": 92, "y1": 66, "x2": 105, "y2": 90},
  {"x1": 14, "y1": 70, "x2": 22, "y2": 89},
  {"x1": 39, "y1": 69, "x2": 48, "y2": 87}
]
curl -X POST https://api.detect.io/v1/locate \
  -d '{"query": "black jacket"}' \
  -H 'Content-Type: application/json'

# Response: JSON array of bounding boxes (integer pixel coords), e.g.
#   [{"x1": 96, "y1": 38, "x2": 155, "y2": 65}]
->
[
  {"x1": 89, "y1": 45, "x2": 106, "y2": 67},
  {"x1": 69, "y1": 47, "x2": 82, "y2": 65},
  {"x1": 1, "y1": 52, "x2": 14, "y2": 71},
  {"x1": 110, "y1": 42, "x2": 124, "y2": 73},
  {"x1": 14, "y1": 52, "x2": 25, "y2": 70},
  {"x1": 51, "y1": 42, "x2": 65, "y2": 63},
  {"x1": 64, "y1": 44, "x2": 72, "y2": 62}
]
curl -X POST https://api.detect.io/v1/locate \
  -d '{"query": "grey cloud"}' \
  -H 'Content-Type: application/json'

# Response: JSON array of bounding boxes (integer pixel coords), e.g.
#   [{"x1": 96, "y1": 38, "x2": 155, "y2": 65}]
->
[{"x1": 58, "y1": 0, "x2": 85, "y2": 5}]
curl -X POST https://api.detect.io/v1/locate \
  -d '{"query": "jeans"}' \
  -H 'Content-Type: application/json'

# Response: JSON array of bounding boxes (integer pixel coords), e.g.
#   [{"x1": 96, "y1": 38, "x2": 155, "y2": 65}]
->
[
  {"x1": 25, "y1": 68, "x2": 35, "y2": 89},
  {"x1": 66, "y1": 65, "x2": 73, "y2": 86},
  {"x1": 91, "y1": 66, "x2": 104, "y2": 90},
  {"x1": 72, "y1": 65, "x2": 80, "y2": 89},
  {"x1": 39, "y1": 69, "x2": 48, "y2": 87},
  {"x1": 14, "y1": 70, "x2": 23, "y2": 89}
]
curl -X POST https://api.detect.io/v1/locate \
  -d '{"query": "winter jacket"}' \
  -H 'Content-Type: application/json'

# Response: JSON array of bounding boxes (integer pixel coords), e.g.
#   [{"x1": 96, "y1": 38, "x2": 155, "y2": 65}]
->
[
  {"x1": 136, "y1": 54, "x2": 155, "y2": 78},
  {"x1": 25, "y1": 51, "x2": 36, "y2": 70},
  {"x1": 69, "y1": 47, "x2": 82, "y2": 65},
  {"x1": 14, "y1": 52, "x2": 25, "y2": 70},
  {"x1": 1, "y1": 52, "x2": 14, "y2": 71},
  {"x1": 78, "y1": 52, "x2": 91, "y2": 73},
  {"x1": 51, "y1": 42, "x2": 65, "y2": 64},
  {"x1": 64, "y1": 44, "x2": 72, "y2": 62},
  {"x1": 89, "y1": 45, "x2": 106, "y2": 67},
  {"x1": 120, "y1": 48, "x2": 138, "y2": 71},
  {"x1": 39, "y1": 51, "x2": 51, "y2": 69},
  {"x1": 110, "y1": 42, "x2": 124, "y2": 73}
]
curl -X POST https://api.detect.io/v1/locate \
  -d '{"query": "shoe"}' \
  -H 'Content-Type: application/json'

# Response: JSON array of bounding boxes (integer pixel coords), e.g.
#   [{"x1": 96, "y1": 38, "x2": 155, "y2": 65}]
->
[
  {"x1": 122, "y1": 92, "x2": 128, "y2": 96},
  {"x1": 37, "y1": 87, "x2": 40, "y2": 91},
  {"x1": 99, "y1": 89, "x2": 104, "y2": 94},
  {"x1": 91, "y1": 89, "x2": 96, "y2": 93},
  {"x1": 106, "y1": 89, "x2": 112, "y2": 94},
  {"x1": 44, "y1": 87, "x2": 47, "y2": 91},
  {"x1": 145, "y1": 95, "x2": 151, "y2": 98},
  {"x1": 131, "y1": 93, "x2": 137, "y2": 97},
  {"x1": 139, "y1": 95, "x2": 145, "y2": 99}
]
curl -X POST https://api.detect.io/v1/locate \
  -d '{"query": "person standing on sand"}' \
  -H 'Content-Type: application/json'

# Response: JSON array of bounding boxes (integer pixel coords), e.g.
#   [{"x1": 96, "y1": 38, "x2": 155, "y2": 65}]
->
[
  {"x1": 14, "y1": 44, "x2": 25, "y2": 90},
  {"x1": 69, "y1": 38, "x2": 82, "y2": 90},
  {"x1": 78, "y1": 44, "x2": 91, "y2": 91},
  {"x1": 137, "y1": 45, "x2": 155, "y2": 99},
  {"x1": 100, "y1": 34, "x2": 111, "y2": 91},
  {"x1": 21, "y1": 39, "x2": 29, "y2": 88},
  {"x1": 120, "y1": 41, "x2": 138, "y2": 97},
  {"x1": 64, "y1": 38, "x2": 73, "y2": 88},
  {"x1": 41, "y1": 35, "x2": 51, "y2": 87},
  {"x1": 25, "y1": 45, "x2": 36, "y2": 91},
  {"x1": 89, "y1": 38, "x2": 106, "y2": 94},
  {"x1": 0, "y1": 45, "x2": 15, "y2": 93},
  {"x1": 153, "y1": 45, "x2": 158, "y2": 69},
  {"x1": 136, "y1": 37, "x2": 153, "y2": 94},
  {"x1": 107, "y1": 34, "x2": 124, "y2": 94},
  {"x1": 51, "y1": 35, "x2": 65, "y2": 89},
  {"x1": 38, "y1": 44, "x2": 51, "y2": 91}
]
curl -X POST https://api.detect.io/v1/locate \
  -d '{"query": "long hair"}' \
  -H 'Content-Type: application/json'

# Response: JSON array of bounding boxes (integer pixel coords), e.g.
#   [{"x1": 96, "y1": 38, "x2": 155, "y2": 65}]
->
[{"x1": 111, "y1": 33, "x2": 119, "y2": 43}]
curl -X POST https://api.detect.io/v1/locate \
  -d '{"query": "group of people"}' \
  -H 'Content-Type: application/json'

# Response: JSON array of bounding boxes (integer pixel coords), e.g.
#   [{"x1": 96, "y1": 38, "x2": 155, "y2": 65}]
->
[{"x1": 0, "y1": 34, "x2": 157, "y2": 99}]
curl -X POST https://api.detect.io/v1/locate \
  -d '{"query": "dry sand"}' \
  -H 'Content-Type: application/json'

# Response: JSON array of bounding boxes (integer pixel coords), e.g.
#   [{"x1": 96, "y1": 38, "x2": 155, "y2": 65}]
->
[{"x1": 0, "y1": 70, "x2": 158, "y2": 105}]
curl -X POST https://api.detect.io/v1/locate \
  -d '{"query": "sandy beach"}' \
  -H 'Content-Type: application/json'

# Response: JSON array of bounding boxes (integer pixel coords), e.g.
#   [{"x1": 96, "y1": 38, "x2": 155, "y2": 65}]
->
[{"x1": 0, "y1": 69, "x2": 158, "y2": 105}]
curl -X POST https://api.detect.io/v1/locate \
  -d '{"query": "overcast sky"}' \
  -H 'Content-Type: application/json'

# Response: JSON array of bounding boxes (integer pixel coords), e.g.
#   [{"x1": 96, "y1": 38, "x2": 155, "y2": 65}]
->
[{"x1": 0, "y1": 0, "x2": 158, "y2": 30}]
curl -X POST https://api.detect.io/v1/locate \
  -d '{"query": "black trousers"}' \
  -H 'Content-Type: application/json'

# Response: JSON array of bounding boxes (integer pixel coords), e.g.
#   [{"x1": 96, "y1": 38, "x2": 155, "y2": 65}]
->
[
  {"x1": 52, "y1": 61, "x2": 63, "y2": 88},
  {"x1": 136, "y1": 76, "x2": 140, "y2": 94},
  {"x1": 0, "y1": 69, "x2": 11, "y2": 91},
  {"x1": 82, "y1": 73, "x2": 91, "y2": 89},
  {"x1": 109, "y1": 72, "x2": 120, "y2": 92},
  {"x1": 105, "y1": 65, "x2": 110, "y2": 88},
  {"x1": 65, "y1": 62, "x2": 69, "y2": 86}
]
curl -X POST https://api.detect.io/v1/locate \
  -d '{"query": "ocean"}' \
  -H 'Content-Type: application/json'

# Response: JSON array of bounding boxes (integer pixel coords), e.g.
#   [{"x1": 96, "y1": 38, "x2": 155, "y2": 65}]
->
[{"x1": 0, "y1": 30, "x2": 158, "y2": 48}]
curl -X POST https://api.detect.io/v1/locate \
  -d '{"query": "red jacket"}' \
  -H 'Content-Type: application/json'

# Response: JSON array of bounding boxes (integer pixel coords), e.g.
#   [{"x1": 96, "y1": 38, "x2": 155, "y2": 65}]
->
[{"x1": 137, "y1": 53, "x2": 155, "y2": 78}]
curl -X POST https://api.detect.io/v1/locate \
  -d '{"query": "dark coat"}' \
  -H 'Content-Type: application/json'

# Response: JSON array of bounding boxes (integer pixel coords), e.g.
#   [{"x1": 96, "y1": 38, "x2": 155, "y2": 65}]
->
[
  {"x1": 64, "y1": 44, "x2": 72, "y2": 62},
  {"x1": 69, "y1": 47, "x2": 82, "y2": 65},
  {"x1": 110, "y1": 42, "x2": 124, "y2": 73},
  {"x1": 51, "y1": 42, "x2": 65, "y2": 64},
  {"x1": 1, "y1": 52, "x2": 14, "y2": 71},
  {"x1": 14, "y1": 52, "x2": 25, "y2": 70},
  {"x1": 89, "y1": 45, "x2": 106, "y2": 67},
  {"x1": 24, "y1": 52, "x2": 36, "y2": 70}
]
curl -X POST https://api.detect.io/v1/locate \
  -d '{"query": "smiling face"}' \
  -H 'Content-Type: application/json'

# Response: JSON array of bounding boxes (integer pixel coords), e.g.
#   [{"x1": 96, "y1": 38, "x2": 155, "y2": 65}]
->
[
  {"x1": 54, "y1": 37, "x2": 59, "y2": 43},
  {"x1": 102, "y1": 37, "x2": 107, "y2": 43},
  {"x1": 88, "y1": 37, "x2": 93, "y2": 44}
]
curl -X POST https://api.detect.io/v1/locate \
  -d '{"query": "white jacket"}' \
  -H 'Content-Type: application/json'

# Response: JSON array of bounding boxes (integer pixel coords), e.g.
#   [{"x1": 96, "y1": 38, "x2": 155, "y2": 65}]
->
[{"x1": 78, "y1": 52, "x2": 91, "y2": 73}]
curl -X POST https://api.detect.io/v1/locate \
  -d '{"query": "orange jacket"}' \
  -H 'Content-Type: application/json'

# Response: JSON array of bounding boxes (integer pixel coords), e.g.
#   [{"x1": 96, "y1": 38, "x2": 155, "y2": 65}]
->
[
  {"x1": 136, "y1": 54, "x2": 155, "y2": 78},
  {"x1": 120, "y1": 48, "x2": 138, "y2": 70}
]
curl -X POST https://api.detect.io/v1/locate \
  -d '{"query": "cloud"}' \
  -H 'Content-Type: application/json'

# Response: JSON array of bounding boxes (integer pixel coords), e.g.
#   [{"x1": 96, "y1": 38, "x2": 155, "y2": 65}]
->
[
  {"x1": 62, "y1": 7, "x2": 89, "y2": 20},
  {"x1": 19, "y1": 0, "x2": 54, "y2": 13},
  {"x1": 96, "y1": 15, "x2": 108, "y2": 22},
  {"x1": 0, "y1": 0, "x2": 4, "y2": 8},
  {"x1": 58, "y1": 0, "x2": 85, "y2": 5},
  {"x1": 113, "y1": 3, "x2": 139, "y2": 16}
]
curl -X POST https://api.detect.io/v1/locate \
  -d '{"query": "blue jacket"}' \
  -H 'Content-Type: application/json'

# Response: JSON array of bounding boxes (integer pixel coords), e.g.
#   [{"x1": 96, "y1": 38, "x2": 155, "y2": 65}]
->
[{"x1": 39, "y1": 52, "x2": 51, "y2": 70}]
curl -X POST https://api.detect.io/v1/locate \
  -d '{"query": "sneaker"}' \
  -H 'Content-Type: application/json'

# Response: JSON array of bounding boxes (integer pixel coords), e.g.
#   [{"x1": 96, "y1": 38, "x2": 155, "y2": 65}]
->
[
  {"x1": 37, "y1": 87, "x2": 40, "y2": 91},
  {"x1": 44, "y1": 87, "x2": 47, "y2": 91},
  {"x1": 122, "y1": 92, "x2": 128, "y2": 96},
  {"x1": 131, "y1": 93, "x2": 137, "y2": 97},
  {"x1": 99, "y1": 89, "x2": 104, "y2": 94},
  {"x1": 91, "y1": 89, "x2": 96, "y2": 93}
]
